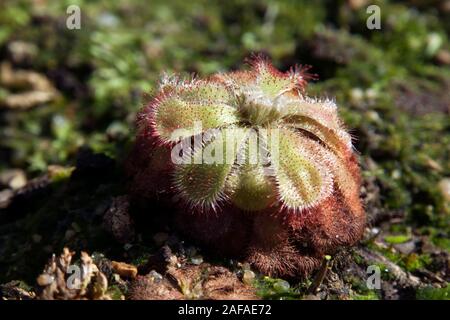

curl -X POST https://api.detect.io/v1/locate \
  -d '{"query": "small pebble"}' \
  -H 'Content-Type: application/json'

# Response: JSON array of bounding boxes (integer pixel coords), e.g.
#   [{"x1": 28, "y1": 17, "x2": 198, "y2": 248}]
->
[
  {"x1": 148, "y1": 270, "x2": 163, "y2": 282},
  {"x1": 190, "y1": 256, "x2": 203, "y2": 265},
  {"x1": 113, "y1": 273, "x2": 121, "y2": 282},
  {"x1": 350, "y1": 88, "x2": 364, "y2": 105},
  {"x1": 393, "y1": 241, "x2": 416, "y2": 255},
  {"x1": 0, "y1": 169, "x2": 26, "y2": 190},
  {"x1": 426, "y1": 33, "x2": 443, "y2": 57},
  {"x1": 366, "y1": 110, "x2": 381, "y2": 123},
  {"x1": 242, "y1": 270, "x2": 255, "y2": 285}
]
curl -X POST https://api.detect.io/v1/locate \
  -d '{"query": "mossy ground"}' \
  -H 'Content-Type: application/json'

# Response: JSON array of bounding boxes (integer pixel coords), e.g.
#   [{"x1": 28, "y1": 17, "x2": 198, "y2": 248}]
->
[{"x1": 0, "y1": 0, "x2": 448, "y2": 300}]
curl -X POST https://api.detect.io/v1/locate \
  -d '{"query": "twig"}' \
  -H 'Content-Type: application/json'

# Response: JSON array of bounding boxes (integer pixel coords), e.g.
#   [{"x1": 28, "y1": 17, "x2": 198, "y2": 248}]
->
[{"x1": 307, "y1": 255, "x2": 332, "y2": 294}]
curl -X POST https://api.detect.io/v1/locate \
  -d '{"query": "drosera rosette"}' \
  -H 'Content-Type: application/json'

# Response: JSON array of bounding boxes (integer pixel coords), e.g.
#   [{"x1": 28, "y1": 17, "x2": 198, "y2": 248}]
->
[{"x1": 126, "y1": 55, "x2": 366, "y2": 277}]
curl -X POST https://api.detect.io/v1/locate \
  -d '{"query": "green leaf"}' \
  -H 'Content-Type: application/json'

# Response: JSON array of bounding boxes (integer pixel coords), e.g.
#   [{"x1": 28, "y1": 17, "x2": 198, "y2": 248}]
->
[{"x1": 153, "y1": 82, "x2": 239, "y2": 143}]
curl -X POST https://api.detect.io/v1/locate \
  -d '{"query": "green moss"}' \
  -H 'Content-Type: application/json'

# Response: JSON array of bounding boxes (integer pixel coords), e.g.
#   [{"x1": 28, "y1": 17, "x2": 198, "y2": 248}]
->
[
  {"x1": 352, "y1": 252, "x2": 365, "y2": 266},
  {"x1": 404, "y1": 253, "x2": 432, "y2": 272},
  {"x1": 432, "y1": 237, "x2": 450, "y2": 252},
  {"x1": 49, "y1": 167, "x2": 75, "y2": 183},
  {"x1": 352, "y1": 291, "x2": 379, "y2": 300},
  {"x1": 346, "y1": 275, "x2": 380, "y2": 300},
  {"x1": 384, "y1": 234, "x2": 411, "y2": 245},
  {"x1": 369, "y1": 242, "x2": 433, "y2": 273},
  {"x1": 254, "y1": 276, "x2": 303, "y2": 300},
  {"x1": 130, "y1": 250, "x2": 153, "y2": 267}
]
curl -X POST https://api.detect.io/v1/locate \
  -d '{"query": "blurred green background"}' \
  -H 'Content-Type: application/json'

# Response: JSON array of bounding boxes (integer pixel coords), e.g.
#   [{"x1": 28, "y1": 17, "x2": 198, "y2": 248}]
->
[
  {"x1": 1, "y1": 0, "x2": 448, "y2": 221},
  {"x1": 0, "y1": 0, "x2": 448, "y2": 299}
]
